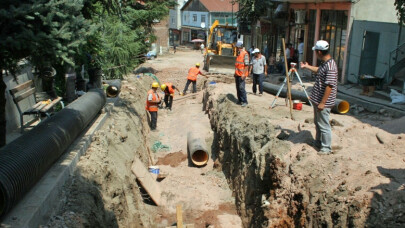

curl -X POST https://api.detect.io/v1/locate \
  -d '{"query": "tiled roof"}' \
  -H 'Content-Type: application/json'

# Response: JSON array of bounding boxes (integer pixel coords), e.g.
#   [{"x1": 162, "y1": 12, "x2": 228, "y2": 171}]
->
[
  {"x1": 182, "y1": 0, "x2": 238, "y2": 12},
  {"x1": 200, "y1": 0, "x2": 238, "y2": 12}
]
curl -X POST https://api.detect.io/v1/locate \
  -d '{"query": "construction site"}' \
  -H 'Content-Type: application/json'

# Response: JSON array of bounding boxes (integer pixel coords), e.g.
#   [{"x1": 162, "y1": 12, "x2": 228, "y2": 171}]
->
[{"x1": 0, "y1": 49, "x2": 403, "y2": 228}]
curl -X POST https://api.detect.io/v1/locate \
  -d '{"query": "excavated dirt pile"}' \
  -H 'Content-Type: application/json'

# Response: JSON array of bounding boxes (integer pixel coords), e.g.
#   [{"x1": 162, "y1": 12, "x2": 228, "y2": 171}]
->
[
  {"x1": 203, "y1": 83, "x2": 405, "y2": 228},
  {"x1": 44, "y1": 75, "x2": 156, "y2": 228}
]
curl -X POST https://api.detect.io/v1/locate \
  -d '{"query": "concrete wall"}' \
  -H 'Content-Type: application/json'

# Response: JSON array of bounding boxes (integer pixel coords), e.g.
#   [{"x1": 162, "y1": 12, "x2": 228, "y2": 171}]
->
[
  {"x1": 346, "y1": 20, "x2": 398, "y2": 83},
  {"x1": 153, "y1": 16, "x2": 170, "y2": 52},
  {"x1": 4, "y1": 63, "x2": 36, "y2": 134},
  {"x1": 351, "y1": 0, "x2": 397, "y2": 24},
  {"x1": 182, "y1": 11, "x2": 209, "y2": 28}
]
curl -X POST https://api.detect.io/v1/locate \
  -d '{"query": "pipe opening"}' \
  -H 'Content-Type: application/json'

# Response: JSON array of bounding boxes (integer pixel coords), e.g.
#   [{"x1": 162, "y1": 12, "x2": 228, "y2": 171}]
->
[
  {"x1": 106, "y1": 86, "x2": 119, "y2": 97},
  {"x1": 337, "y1": 100, "x2": 350, "y2": 114},
  {"x1": 191, "y1": 150, "x2": 209, "y2": 166}
]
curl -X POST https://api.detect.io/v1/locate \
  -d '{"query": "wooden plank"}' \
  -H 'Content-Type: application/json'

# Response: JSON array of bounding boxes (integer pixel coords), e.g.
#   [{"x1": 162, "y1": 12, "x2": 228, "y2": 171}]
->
[
  {"x1": 41, "y1": 97, "x2": 62, "y2": 112},
  {"x1": 166, "y1": 225, "x2": 194, "y2": 228},
  {"x1": 10, "y1": 80, "x2": 33, "y2": 94},
  {"x1": 176, "y1": 204, "x2": 183, "y2": 228},
  {"x1": 131, "y1": 157, "x2": 161, "y2": 205},
  {"x1": 14, "y1": 88, "x2": 35, "y2": 103},
  {"x1": 33, "y1": 103, "x2": 47, "y2": 112}
]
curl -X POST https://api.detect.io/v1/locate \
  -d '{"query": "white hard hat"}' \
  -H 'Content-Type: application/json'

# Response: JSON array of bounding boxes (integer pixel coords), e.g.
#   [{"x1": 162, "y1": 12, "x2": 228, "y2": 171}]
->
[
  {"x1": 312, "y1": 40, "x2": 329, "y2": 51},
  {"x1": 236, "y1": 41, "x2": 243, "y2": 48},
  {"x1": 252, "y1": 48, "x2": 260, "y2": 54}
]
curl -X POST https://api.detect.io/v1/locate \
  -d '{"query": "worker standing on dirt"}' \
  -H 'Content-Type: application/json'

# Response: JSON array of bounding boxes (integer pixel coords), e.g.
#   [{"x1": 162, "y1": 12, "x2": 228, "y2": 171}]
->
[
  {"x1": 183, "y1": 63, "x2": 208, "y2": 94},
  {"x1": 161, "y1": 83, "x2": 180, "y2": 111},
  {"x1": 249, "y1": 48, "x2": 267, "y2": 96},
  {"x1": 234, "y1": 41, "x2": 249, "y2": 107},
  {"x1": 300, "y1": 40, "x2": 338, "y2": 155},
  {"x1": 145, "y1": 82, "x2": 161, "y2": 131}
]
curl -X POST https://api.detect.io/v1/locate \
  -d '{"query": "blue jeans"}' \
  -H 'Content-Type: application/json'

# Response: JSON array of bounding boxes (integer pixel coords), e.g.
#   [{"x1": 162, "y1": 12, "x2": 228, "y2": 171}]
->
[
  {"x1": 252, "y1": 73, "x2": 264, "y2": 94},
  {"x1": 313, "y1": 102, "x2": 332, "y2": 152},
  {"x1": 183, "y1": 79, "x2": 197, "y2": 93},
  {"x1": 234, "y1": 75, "x2": 247, "y2": 104}
]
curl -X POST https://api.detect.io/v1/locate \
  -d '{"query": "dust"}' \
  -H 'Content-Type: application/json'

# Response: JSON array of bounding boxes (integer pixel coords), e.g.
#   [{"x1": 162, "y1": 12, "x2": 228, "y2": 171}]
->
[{"x1": 156, "y1": 151, "x2": 187, "y2": 167}]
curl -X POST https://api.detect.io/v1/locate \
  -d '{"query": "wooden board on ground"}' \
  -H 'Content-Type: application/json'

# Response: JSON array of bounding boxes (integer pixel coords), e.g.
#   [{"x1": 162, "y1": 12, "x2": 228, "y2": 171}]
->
[
  {"x1": 166, "y1": 225, "x2": 194, "y2": 228},
  {"x1": 131, "y1": 157, "x2": 161, "y2": 205},
  {"x1": 176, "y1": 204, "x2": 183, "y2": 228}
]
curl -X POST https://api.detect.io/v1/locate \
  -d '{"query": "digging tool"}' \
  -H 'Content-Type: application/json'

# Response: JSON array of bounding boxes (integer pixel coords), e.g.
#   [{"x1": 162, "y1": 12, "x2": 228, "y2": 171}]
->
[{"x1": 176, "y1": 204, "x2": 183, "y2": 228}]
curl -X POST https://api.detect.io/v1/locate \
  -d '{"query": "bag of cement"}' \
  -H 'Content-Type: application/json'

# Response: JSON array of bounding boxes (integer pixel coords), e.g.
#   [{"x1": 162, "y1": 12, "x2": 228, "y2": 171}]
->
[{"x1": 390, "y1": 89, "x2": 405, "y2": 104}]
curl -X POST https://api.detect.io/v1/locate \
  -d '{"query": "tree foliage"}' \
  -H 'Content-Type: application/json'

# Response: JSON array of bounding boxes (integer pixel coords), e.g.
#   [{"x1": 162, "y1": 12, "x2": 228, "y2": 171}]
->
[
  {"x1": 235, "y1": 0, "x2": 273, "y2": 23},
  {"x1": 395, "y1": 0, "x2": 405, "y2": 24}
]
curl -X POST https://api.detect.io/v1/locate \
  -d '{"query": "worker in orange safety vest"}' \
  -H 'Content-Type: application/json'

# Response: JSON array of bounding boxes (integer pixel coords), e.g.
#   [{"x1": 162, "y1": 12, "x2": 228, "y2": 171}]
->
[
  {"x1": 161, "y1": 83, "x2": 180, "y2": 110},
  {"x1": 234, "y1": 41, "x2": 250, "y2": 107},
  {"x1": 145, "y1": 82, "x2": 161, "y2": 130},
  {"x1": 182, "y1": 63, "x2": 208, "y2": 95}
]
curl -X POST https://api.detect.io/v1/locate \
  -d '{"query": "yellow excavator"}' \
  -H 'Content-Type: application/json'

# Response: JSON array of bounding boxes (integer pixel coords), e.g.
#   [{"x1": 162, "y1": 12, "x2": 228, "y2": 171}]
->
[{"x1": 203, "y1": 20, "x2": 239, "y2": 74}]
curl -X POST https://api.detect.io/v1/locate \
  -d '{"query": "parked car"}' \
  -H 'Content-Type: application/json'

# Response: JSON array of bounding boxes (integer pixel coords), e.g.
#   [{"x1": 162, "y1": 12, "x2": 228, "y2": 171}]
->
[{"x1": 145, "y1": 50, "x2": 157, "y2": 60}]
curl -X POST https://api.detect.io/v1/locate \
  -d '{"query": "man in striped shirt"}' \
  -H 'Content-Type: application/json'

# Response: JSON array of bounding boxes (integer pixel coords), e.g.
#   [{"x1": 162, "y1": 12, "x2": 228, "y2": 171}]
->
[{"x1": 300, "y1": 40, "x2": 337, "y2": 155}]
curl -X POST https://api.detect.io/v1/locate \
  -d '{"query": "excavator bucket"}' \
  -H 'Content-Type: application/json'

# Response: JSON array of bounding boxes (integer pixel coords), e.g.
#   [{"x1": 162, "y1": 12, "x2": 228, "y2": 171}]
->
[{"x1": 204, "y1": 55, "x2": 236, "y2": 75}]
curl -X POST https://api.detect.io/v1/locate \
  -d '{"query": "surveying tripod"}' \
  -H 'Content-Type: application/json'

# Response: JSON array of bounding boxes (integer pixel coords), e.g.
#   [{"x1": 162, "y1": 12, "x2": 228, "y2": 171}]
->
[{"x1": 270, "y1": 62, "x2": 313, "y2": 108}]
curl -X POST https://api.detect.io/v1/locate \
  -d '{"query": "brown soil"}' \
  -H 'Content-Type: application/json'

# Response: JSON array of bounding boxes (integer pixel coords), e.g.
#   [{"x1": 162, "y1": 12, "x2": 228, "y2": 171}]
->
[{"x1": 156, "y1": 151, "x2": 187, "y2": 167}]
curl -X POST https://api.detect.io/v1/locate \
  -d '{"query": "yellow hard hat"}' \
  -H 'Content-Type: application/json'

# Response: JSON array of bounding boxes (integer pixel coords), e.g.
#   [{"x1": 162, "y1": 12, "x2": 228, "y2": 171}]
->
[
  {"x1": 195, "y1": 63, "x2": 200, "y2": 67},
  {"x1": 151, "y1": 82, "x2": 159, "y2": 88},
  {"x1": 161, "y1": 84, "x2": 167, "y2": 91}
]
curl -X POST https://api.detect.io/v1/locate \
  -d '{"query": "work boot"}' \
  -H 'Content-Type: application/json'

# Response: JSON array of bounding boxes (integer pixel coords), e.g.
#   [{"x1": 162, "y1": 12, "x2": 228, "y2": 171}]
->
[
  {"x1": 236, "y1": 101, "x2": 242, "y2": 105},
  {"x1": 241, "y1": 103, "x2": 247, "y2": 107},
  {"x1": 317, "y1": 150, "x2": 331, "y2": 155}
]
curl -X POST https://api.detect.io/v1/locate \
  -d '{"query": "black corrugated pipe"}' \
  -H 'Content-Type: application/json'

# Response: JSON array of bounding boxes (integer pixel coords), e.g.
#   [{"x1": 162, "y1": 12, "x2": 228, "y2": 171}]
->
[
  {"x1": 0, "y1": 89, "x2": 106, "y2": 217},
  {"x1": 263, "y1": 82, "x2": 350, "y2": 114},
  {"x1": 103, "y1": 80, "x2": 121, "y2": 98}
]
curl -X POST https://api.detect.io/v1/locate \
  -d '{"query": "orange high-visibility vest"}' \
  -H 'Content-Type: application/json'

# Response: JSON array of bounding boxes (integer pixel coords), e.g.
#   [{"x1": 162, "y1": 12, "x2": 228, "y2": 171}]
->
[
  {"x1": 165, "y1": 83, "x2": 175, "y2": 95},
  {"x1": 145, "y1": 89, "x2": 160, "y2": 112},
  {"x1": 235, "y1": 50, "x2": 249, "y2": 77},
  {"x1": 187, "y1": 67, "x2": 201, "y2": 81}
]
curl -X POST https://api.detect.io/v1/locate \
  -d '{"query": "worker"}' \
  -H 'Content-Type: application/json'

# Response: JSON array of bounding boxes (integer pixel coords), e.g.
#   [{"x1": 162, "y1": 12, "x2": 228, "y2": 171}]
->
[
  {"x1": 249, "y1": 48, "x2": 267, "y2": 96},
  {"x1": 234, "y1": 41, "x2": 249, "y2": 107},
  {"x1": 300, "y1": 40, "x2": 338, "y2": 155},
  {"x1": 145, "y1": 82, "x2": 161, "y2": 131},
  {"x1": 161, "y1": 83, "x2": 180, "y2": 111},
  {"x1": 183, "y1": 63, "x2": 208, "y2": 94}
]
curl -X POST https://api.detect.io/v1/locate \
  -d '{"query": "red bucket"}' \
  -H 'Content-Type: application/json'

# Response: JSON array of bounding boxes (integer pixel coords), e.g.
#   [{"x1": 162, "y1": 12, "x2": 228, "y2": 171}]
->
[{"x1": 293, "y1": 100, "x2": 302, "y2": 110}]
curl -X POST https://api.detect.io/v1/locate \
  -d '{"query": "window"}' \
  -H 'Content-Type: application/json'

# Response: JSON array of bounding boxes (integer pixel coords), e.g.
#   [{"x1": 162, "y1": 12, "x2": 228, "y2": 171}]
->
[
  {"x1": 201, "y1": 15, "x2": 206, "y2": 23},
  {"x1": 171, "y1": 17, "x2": 175, "y2": 24},
  {"x1": 193, "y1": 14, "x2": 197, "y2": 22}
]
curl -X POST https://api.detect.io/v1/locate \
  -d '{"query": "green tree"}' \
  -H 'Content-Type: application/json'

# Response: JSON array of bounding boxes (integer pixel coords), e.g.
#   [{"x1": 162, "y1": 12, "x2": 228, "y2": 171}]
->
[
  {"x1": 395, "y1": 0, "x2": 405, "y2": 48},
  {"x1": 0, "y1": 0, "x2": 90, "y2": 147}
]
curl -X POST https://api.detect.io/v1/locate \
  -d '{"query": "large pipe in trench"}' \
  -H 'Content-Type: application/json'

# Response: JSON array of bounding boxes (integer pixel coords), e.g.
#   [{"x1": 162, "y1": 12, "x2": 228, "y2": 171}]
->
[
  {"x1": 187, "y1": 132, "x2": 209, "y2": 167},
  {"x1": 263, "y1": 82, "x2": 350, "y2": 114},
  {"x1": 103, "y1": 79, "x2": 121, "y2": 98},
  {"x1": 0, "y1": 89, "x2": 106, "y2": 217}
]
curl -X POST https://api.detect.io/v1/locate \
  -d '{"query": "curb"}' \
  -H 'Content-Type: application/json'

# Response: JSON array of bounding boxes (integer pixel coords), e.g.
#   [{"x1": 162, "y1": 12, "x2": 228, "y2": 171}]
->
[{"x1": 0, "y1": 97, "x2": 118, "y2": 228}]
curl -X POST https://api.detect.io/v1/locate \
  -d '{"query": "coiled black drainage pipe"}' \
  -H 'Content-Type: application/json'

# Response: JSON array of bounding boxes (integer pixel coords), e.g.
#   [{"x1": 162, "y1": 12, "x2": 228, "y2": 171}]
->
[
  {"x1": 0, "y1": 89, "x2": 106, "y2": 217},
  {"x1": 187, "y1": 132, "x2": 209, "y2": 167}
]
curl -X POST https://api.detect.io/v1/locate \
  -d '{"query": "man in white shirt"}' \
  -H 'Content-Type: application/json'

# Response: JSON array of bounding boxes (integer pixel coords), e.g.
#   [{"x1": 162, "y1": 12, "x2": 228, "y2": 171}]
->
[{"x1": 249, "y1": 48, "x2": 267, "y2": 95}]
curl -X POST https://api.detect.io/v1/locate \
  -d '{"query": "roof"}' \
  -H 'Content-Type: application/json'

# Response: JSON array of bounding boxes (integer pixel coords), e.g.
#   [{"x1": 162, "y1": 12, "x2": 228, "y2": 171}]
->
[
  {"x1": 200, "y1": 0, "x2": 237, "y2": 12},
  {"x1": 181, "y1": 0, "x2": 238, "y2": 12}
]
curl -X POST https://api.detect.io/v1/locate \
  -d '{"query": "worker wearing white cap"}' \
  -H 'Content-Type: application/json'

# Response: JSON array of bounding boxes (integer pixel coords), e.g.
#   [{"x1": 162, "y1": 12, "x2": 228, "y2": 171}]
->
[
  {"x1": 249, "y1": 48, "x2": 267, "y2": 95},
  {"x1": 300, "y1": 40, "x2": 338, "y2": 155}
]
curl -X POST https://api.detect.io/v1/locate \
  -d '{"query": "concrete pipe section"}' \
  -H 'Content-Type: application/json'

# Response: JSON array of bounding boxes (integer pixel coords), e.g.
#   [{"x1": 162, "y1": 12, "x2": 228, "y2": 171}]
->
[
  {"x1": 262, "y1": 82, "x2": 350, "y2": 114},
  {"x1": 104, "y1": 79, "x2": 121, "y2": 98},
  {"x1": 187, "y1": 132, "x2": 209, "y2": 167}
]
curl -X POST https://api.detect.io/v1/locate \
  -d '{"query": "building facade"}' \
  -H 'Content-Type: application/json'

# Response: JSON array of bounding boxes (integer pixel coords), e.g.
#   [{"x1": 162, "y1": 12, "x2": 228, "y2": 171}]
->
[
  {"x1": 169, "y1": 0, "x2": 186, "y2": 46},
  {"x1": 180, "y1": 0, "x2": 238, "y2": 44}
]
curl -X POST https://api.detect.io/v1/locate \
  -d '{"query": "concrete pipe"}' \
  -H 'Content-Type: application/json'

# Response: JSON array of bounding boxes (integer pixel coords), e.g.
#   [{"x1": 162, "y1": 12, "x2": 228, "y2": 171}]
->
[
  {"x1": 262, "y1": 82, "x2": 350, "y2": 114},
  {"x1": 187, "y1": 132, "x2": 209, "y2": 167},
  {"x1": 104, "y1": 80, "x2": 121, "y2": 98}
]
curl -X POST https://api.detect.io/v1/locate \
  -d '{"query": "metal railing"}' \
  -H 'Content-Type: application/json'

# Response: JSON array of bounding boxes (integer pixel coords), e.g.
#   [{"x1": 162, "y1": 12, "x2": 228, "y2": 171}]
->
[{"x1": 388, "y1": 42, "x2": 405, "y2": 83}]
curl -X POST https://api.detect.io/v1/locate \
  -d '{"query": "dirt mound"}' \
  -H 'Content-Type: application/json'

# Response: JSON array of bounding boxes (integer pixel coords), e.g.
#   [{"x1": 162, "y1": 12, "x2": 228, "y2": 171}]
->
[
  {"x1": 156, "y1": 151, "x2": 187, "y2": 167},
  {"x1": 43, "y1": 76, "x2": 156, "y2": 228},
  {"x1": 203, "y1": 83, "x2": 405, "y2": 227}
]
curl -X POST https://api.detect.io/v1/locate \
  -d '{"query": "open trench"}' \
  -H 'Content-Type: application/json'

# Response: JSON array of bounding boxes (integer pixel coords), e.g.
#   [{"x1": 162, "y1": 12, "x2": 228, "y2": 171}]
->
[{"x1": 43, "y1": 74, "x2": 405, "y2": 228}]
